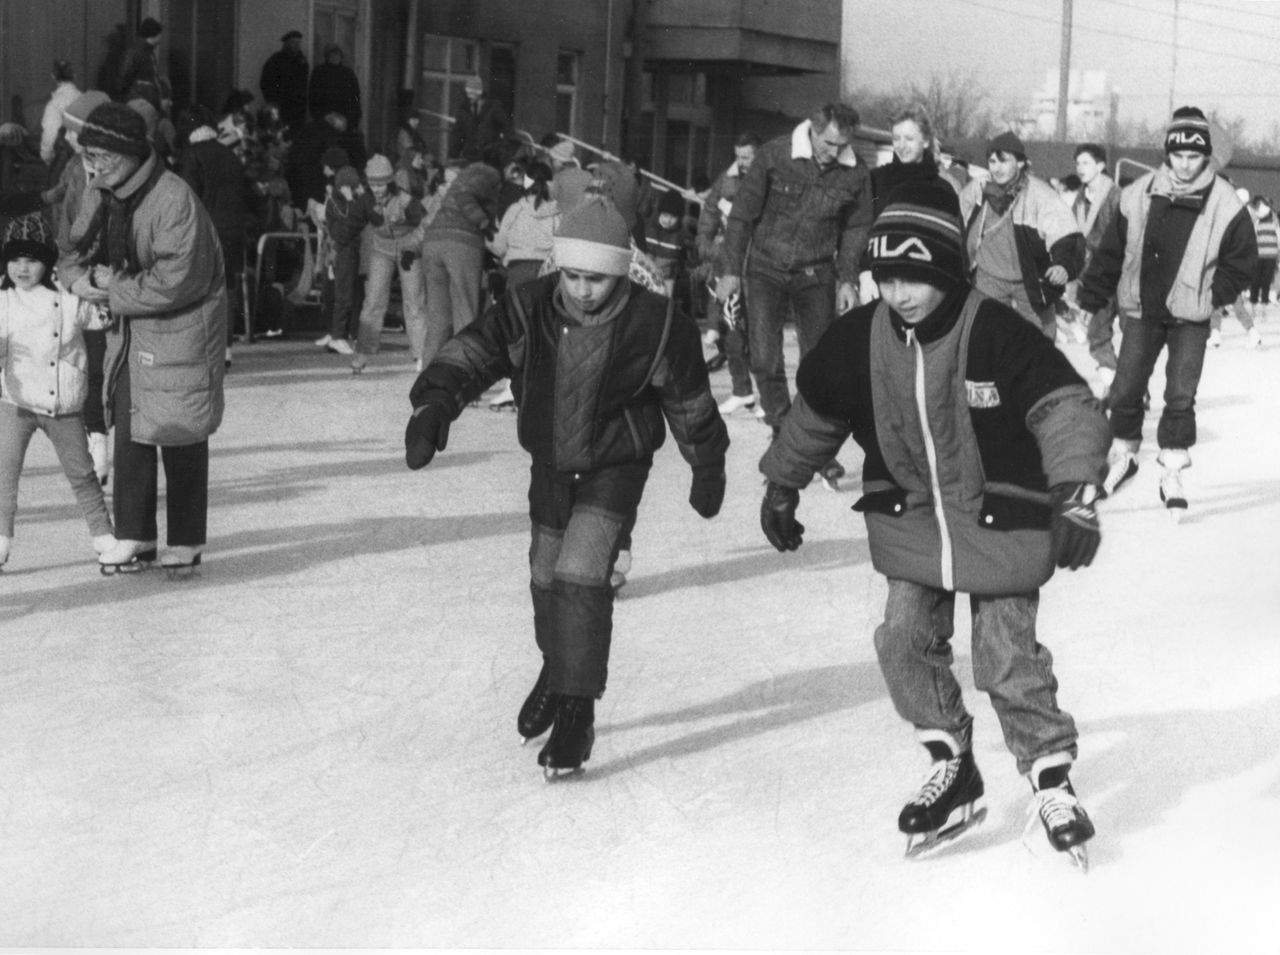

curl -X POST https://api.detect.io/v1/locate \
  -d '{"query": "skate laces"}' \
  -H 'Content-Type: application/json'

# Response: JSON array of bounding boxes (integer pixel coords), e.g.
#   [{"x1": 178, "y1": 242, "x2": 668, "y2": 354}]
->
[
  {"x1": 910, "y1": 758, "x2": 959, "y2": 807},
  {"x1": 1027, "y1": 784, "x2": 1080, "y2": 835}
]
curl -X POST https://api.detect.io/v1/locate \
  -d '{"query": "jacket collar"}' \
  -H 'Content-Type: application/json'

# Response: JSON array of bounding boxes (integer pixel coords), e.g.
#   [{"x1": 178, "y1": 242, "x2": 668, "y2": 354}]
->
[
  {"x1": 791, "y1": 120, "x2": 858, "y2": 168},
  {"x1": 104, "y1": 151, "x2": 158, "y2": 200},
  {"x1": 888, "y1": 281, "x2": 968, "y2": 345}
]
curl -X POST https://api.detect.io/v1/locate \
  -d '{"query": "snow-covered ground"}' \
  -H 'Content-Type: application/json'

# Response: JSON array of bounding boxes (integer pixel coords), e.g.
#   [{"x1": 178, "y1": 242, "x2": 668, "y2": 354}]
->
[{"x1": 2, "y1": 315, "x2": 1278, "y2": 951}]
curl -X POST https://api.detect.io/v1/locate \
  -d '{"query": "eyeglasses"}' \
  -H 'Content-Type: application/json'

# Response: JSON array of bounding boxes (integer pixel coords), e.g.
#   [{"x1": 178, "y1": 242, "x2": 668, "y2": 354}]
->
[{"x1": 83, "y1": 149, "x2": 124, "y2": 169}]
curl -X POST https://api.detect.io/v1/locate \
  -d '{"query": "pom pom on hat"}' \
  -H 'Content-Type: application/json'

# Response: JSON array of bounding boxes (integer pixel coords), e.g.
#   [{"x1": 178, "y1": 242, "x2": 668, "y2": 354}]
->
[
  {"x1": 554, "y1": 198, "x2": 631, "y2": 276},
  {"x1": 321, "y1": 146, "x2": 349, "y2": 171},
  {"x1": 1165, "y1": 105, "x2": 1212, "y2": 156},
  {"x1": 986, "y1": 131, "x2": 1026, "y2": 161},
  {"x1": 62, "y1": 90, "x2": 111, "y2": 133},
  {"x1": 2, "y1": 213, "x2": 57, "y2": 272},
  {"x1": 866, "y1": 179, "x2": 965, "y2": 289},
  {"x1": 364, "y1": 154, "x2": 394, "y2": 184},
  {"x1": 79, "y1": 101, "x2": 151, "y2": 159}
]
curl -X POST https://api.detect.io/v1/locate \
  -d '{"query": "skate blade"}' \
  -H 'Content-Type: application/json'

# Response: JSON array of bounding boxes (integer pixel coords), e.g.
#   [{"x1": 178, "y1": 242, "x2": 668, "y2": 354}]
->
[
  {"x1": 904, "y1": 804, "x2": 988, "y2": 860},
  {"x1": 821, "y1": 475, "x2": 840, "y2": 492},
  {"x1": 1067, "y1": 845, "x2": 1090, "y2": 873},
  {"x1": 542, "y1": 765, "x2": 586, "y2": 782},
  {"x1": 99, "y1": 559, "x2": 154, "y2": 576}
]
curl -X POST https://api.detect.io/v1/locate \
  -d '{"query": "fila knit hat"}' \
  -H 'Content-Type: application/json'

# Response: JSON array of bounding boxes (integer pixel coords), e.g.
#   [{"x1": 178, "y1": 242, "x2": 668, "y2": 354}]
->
[
  {"x1": 2, "y1": 213, "x2": 57, "y2": 272},
  {"x1": 554, "y1": 197, "x2": 631, "y2": 276},
  {"x1": 1165, "y1": 105, "x2": 1212, "y2": 156},
  {"x1": 866, "y1": 179, "x2": 965, "y2": 288},
  {"x1": 79, "y1": 101, "x2": 151, "y2": 159}
]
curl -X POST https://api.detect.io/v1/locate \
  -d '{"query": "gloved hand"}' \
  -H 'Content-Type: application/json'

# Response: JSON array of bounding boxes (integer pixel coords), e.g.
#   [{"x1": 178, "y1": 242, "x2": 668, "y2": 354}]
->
[
  {"x1": 404, "y1": 401, "x2": 452, "y2": 470},
  {"x1": 689, "y1": 463, "x2": 726, "y2": 519},
  {"x1": 1050, "y1": 482, "x2": 1100, "y2": 569},
  {"x1": 761, "y1": 481, "x2": 804, "y2": 551},
  {"x1": 400, "y1": 249, "x2": 417, "y2": 271}
]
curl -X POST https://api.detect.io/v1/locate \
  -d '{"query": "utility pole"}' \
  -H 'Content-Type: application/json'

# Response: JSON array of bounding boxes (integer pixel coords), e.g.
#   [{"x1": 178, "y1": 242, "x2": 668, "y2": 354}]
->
[
  {"x1": 1057, "y1": 0, "x2": 1073, "y2": 140},
  {"x1": 1169, "y1": 0, "x2": 1180, "y2": 115}
]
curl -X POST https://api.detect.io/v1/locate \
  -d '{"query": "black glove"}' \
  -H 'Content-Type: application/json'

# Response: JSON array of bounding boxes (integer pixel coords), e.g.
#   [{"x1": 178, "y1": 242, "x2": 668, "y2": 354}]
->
[
  {"x1": 1050, "y1": 482, "x2": 1101, "y2": 570},
  {"x1": 404, "y1": 401, "x2": 451, "y2": 470},
  {"x1": 400, "y1": 249, "x2": 417, "y2": 271},
  {"x1": 689, "y1": 463, "x2": 726, "y2": 519},
  {"x1": 761, "y1": 481, "x2": 804, "y2": 552}
]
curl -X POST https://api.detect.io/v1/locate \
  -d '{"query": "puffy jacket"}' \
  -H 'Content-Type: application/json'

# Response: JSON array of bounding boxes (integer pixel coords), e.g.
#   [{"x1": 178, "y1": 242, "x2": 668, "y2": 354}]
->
[
  {"x1": 0, "y1": 286, "x2": 100, "y2": 416},
  {"x1": 61, "y1": 155, "x2": 228, "y2": 446},
  {"x1": 411, "y1": 273, "x2": 729, "y2": 474},
  {"x1": 961, "y1": 174, "x2": 1085, "y2": 312},
  {"x1": 761, "y1": 286, "x2": 1109, "y2": 595},
  {"x1": 418, "y1": 162, "x2": 501, "y2": 250},
  {"x1": 489, "y1": 196, "x2": 557, "y2": 266}
]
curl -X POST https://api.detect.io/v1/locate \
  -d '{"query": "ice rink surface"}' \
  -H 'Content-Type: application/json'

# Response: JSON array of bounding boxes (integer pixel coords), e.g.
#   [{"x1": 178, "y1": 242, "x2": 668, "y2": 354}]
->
[{"x1": 2, "y1": 315, "x2": 1278, "y2": 952}]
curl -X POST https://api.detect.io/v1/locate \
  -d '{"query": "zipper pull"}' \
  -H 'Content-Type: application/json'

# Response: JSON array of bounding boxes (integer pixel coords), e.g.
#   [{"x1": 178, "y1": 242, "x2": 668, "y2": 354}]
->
[{"x1": 905, "y1": 327, "x2": 916, "y2": 347}]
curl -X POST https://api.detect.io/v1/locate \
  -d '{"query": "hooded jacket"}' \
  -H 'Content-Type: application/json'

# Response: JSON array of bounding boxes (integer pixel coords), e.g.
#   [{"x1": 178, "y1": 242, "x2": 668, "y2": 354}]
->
[{"x1": 0, "y1": 285, "x2": 102, "y2": 416}]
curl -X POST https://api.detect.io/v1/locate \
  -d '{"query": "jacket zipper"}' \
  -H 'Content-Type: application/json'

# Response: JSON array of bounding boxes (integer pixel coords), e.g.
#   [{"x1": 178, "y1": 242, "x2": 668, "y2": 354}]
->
[{"x1": 907, "y1": 327, "x2": 955, "y2": 592}]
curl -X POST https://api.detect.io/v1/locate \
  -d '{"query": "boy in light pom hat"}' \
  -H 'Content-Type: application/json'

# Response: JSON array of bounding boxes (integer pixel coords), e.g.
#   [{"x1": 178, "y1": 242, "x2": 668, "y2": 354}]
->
[{"x1": 404, "y1": 196, "x2": 729, "y2": 779}]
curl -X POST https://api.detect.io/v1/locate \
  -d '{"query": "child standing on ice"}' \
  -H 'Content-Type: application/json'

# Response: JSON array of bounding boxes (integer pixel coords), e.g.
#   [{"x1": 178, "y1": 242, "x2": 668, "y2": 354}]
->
[
  {"x1": 0, "y1": 214, "x2": 115, "y2": 569},
  {"x1": 404, "y1": 197, "x2": 729, "y2": 778}
]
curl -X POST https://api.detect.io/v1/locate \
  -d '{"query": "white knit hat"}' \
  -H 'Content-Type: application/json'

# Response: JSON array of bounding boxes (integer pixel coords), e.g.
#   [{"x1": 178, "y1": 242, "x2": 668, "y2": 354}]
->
[{"x1": 553, "y1": 198, "x2": 631, "y2": 276}]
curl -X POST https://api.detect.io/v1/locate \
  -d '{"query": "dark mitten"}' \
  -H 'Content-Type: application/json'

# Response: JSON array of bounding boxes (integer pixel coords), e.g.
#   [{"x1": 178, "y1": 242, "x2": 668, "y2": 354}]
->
[
  {"x1": 689, "y1": 463, "x2": 726, "y2": 519},
  {"x1": 760, "y1": 481, "x2": 804, "y2": 552},
  {"x1": 400, "y1": 249, "x2": 417, "y2": 271},
  {"x1": 405, "y1": 401, "x2": 452, "y2": 470},
  {"x1": 1050, "y1": 482, "x2": 1100, "y2": 570}
]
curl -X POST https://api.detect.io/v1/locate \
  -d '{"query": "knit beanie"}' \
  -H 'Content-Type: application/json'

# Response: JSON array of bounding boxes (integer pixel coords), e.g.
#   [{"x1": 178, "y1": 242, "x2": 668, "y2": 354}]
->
[
  {"x1": 2, "y1": 213, "x2": 57, "y2": 272},
  {"x1": 79, "y1": 101, "x2": 151, "y2": 159},
  {"x1": 588, "y1": 161, "x2": 640, "y2": 230},
  {"x1": 334, "y1": 165, "x2": 361, "y2": 191},
  {"x1": 1165, "y1": 105, "x2": 1212, "y2": 156},
  {"x1": 321, "y1": 146, "x2": 349, "y2": 171},
  {"x1": 365, "y1": 154, "x2": 394, "y2": 184},
  {"x1": 127, "y1": 98, "x2": 159, "y2": 139},
  {"x1": 549, "y1": 140, "x2": 575, "y2": 165},
  {"x1": 554, "y1": 198, "x2": 631, "y2": 276},
  {"x1": 62, "y1": 89, "x2": 111, "y2": 133},
  {"x1": 986, "y1": 131, "x2": 1026, "y2": 161},
  {"x1": 866, "y1": 179, "x2": 965, "y2": 289},
  {"x1": 464, "y1": 75, "x2": 484, "y2": 95}
]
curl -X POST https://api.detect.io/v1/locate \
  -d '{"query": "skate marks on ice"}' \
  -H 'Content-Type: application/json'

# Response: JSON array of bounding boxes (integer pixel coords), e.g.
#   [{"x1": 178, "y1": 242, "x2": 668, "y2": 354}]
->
[{"x1": 1096, "y1": 475, "x2": 1280, "y2": 526}]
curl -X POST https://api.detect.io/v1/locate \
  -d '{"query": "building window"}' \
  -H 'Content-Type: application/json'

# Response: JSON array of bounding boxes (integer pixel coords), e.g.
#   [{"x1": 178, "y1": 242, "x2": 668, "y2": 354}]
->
[
  {"x1": 555, "y1": 50, "x2": 580, "y2": 138},
  {"x1": 420, "y1": 33, "x2": 480, "y2": 157}
]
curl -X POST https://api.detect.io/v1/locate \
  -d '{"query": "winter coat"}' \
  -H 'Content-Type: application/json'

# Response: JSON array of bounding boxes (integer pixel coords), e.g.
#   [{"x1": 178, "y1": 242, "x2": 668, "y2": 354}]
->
[
  {"x1": 410, "y1": 273, "x2": 729, "y2": 474},
  {"x1": 366, "y1": 188, "x2": 425, "y2": 256},
  {"x1": 63, "y1": 154, "x2": 228, "y2": 446},
  {"x1": 40, "y1": 80, "x2": 81, "y2": 164},
  {"x1": 259, "y1": 48, "x2": 309, "y2": 131},
  {"x1": 0, "y1": 285, "x2": 102, "y2": 416},
  {"x1": 760, "y1": 285, "x2": 1109, "y2": 595},
  {"x1": 325, "y1": 191, "x2": 369, "y2": 249},
  {"x1": 118, "y1": 41, "x2": 161, "y2": 108},
  {"x1": 179, "y1": 138, "x2": 255, "y2": 245},
  {"x1": 417, "y1": 162, "x2": 501, "y2": 250},
  {"x1": 721, "y1": 120, "x2": 874, "y2": 283},
  {"x1": 308, "y1": 60, "x2": 361, "y2": 129},
  {"x1": 1071, "y1": 173, "x2": 1121, "y2": 265},
  {"x1": 960, "y1": 174, "x2": 1085, "y2": 312},
  {"x1": 450, "y1": 96, "x2": 511, "y2": 161},
  {"x1": 489, "y1": 196, "x2": 557, "y2": 266},
  {"x1": 695, "y1": 160, "x2": 744, "y2": 273}
]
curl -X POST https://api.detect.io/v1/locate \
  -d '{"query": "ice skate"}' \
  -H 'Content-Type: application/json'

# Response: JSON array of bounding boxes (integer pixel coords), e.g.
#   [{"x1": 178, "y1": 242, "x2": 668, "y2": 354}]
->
[
  {"x1": 538, "y1": 695, "x2": 594, "y2": 781},
  {"x1": 610, "y1": 549, "x2": 631, "y2": 593},
  {"x1": 517, "y1": 663, "x2": 558, "y2": 744},
  {"x1": 314, "y1": 333, "x2": 332, "y2": 348},
  {"x1": 1024, "y1": 755, "x2": 1095, "y2": 872},
  {"x1": 351, "y1": 354, "x2": 368, "y2": 375},
  {"x1": 327, "y1": 337, "x2": 354, "y2": 355},
  {"x1": 160, "y1": 546, "x2": 203, "y2": 579},
  {"x1": 0, "y1": 534, "x2": 10, "y2": 570},
  {"x1": 1246, "y1": 327, "x2": 1263, "y2": 349},
  {"x1": 819, "y1": 460, "x2": 845, "y2": 491},
  {"x1": 1208, "y1": 327, "x2": 1222, "y2": 348},
  {"x1": 88, "y1": 431, "x2": 110, "y2": 486},
  {"x1": 1157, "y1": 448, "x2": 1190, "y2": 522},
  {"x1": 899, "y1": 732, "x2": 987, "y2": 860},
  {"x1": 1098, "y1": 439, "x2": 1139, "y2": 499},
  {"x1": 717, "y1": 393, "x2": 757, "y2": 416},
  {"x1": 489, "y1": 381, "x2": 516, "y2": 411},
  {"x1": 98, "y1": 538, "x2": 157, "y2": 575}
]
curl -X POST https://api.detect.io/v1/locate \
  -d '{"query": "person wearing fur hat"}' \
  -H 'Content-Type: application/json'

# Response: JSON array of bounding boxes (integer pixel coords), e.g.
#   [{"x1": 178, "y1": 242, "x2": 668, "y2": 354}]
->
[
  {"x1": 404, "y1": 197, "x2": 729, "y2": 778},
  {"x1": 959, "y1": 131, "x2": 1085, "y2": 339},
  {"x1": 348, "y1": 153, "x2": 428, "y2": 373},
  {"x1": 0, "y1": 214, "x2": 116, "y2": 569},
  {"x1": 759, "y1": 178, "x2": 1109, "y2": 867},
  {"x1": 1078, "y1": 105, "x2": 1257, "y2": 518},
  {"x1": 59, "y1": 101, "x2": 228, "y2": 575}
]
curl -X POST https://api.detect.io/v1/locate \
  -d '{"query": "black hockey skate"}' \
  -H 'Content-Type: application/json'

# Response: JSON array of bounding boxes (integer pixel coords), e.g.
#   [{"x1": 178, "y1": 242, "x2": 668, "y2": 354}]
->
[
  {"x1": 517, "y1": 663, "x2": 558, "y2": 744},
  {"x1": 538, "y1": 695, "x2": 594, "y2": 781},
  {"x1": 1025, "y1": 759, "x2": 1095, "y2": 872},
  {"x1": 899, "y1": 735, "x2": 987, "y2": 859}
]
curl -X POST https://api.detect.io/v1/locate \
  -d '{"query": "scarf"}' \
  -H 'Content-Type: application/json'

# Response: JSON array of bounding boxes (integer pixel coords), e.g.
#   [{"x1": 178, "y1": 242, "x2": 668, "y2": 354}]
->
[
  {"x1": 982, "y1": 170, "x2": 1026, "y2": 216},
  {"x1": 74, "y1": 154, "x2": 165, "y2": 271},
  {"x1": 1150, "y1": 161, "x2": 1217, "y2": 206}
]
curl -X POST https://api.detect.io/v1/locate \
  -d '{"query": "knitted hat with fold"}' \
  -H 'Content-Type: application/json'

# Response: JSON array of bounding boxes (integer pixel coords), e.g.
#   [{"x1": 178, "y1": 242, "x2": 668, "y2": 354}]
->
[
  {"x1": 334, "y1": 166, "x2": 361, "y2": 191},
  {"x1": 364, "y1": 154, "x2": 394, "y2": 184},
  {"x1": 866, "y1": 179, "x2": 965, "y2": 289},
  {"x1": 554, "y1": 197, "x2": 631, "y2": 276},
  {"x1": 1165, "y1": 105, "x2": 1212, "y2": 156},
  {"x1": 2, "y1": 213, "x2": 57, "y2": 272},
  {"x1": 79, "y1": 101, "x2": 151, "y2": 158},
  {"x1": 62, "y1": 90, "x2": 111, "y2": 133},
  {"x1": 986, "y1": 131, "x2": 1026, "y2": 161}
]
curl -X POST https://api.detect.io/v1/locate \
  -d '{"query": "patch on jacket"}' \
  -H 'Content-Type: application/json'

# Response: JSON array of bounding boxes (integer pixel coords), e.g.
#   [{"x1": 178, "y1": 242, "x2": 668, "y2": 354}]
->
[
  {"x1": 139, "y1": 351, "x2": 155, "y2": 366},
  {"x1": 965, "y1": 380, "x2": 1000, "y2": 408}
]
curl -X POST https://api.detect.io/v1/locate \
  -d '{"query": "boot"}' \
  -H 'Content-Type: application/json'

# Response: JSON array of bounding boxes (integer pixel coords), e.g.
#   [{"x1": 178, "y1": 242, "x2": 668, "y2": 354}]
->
[
  {"x1": 517, "y1": 662, "x2": 557, "y2": 742},
  {"x1": 538, "y1": 695, "x2": 595, "y2": 778},
  {"x1": 1099, "y1": 438, "x2": 1139, "y2": 499},
  {"x1": 1026, "y1": 754, "x2": 1095, "y2": 870},
  {"x1": 1157, "y1": 447, "x2": 1190, "y2": 519},
  {"x1": 899, "y1": 731, "x2": 986, "y2": 859}
]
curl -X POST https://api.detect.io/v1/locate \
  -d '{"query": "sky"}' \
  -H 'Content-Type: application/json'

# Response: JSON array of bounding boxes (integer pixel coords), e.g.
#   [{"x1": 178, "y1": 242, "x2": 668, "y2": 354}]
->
[{"x1": 843, "y1": 0, "x2": 1280, "y2": 145}]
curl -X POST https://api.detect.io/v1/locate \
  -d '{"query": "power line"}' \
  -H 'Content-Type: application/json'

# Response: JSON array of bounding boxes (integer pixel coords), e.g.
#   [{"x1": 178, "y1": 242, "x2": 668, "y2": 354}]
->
[{"x1": 1093, "y1": 0, "x2": 1280, "y2": 41}]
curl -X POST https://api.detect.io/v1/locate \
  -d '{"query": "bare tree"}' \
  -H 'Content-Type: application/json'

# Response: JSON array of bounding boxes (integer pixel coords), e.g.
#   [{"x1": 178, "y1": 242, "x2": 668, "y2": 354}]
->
[{"x1": 851, "y1": 69, "x2": 1003, "y2": 141}]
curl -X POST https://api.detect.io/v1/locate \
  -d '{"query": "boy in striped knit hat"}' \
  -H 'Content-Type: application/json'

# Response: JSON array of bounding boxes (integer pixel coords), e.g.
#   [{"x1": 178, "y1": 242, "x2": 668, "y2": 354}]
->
[{"x1": 760, "y1": 178, "x2": 1108, "y2": 869}]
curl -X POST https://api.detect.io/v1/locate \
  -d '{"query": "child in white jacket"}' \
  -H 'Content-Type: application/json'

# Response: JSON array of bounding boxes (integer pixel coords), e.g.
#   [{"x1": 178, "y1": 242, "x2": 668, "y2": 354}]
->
[{"x1": 0, "y1": 214, "x2": 114, "y2": 568}]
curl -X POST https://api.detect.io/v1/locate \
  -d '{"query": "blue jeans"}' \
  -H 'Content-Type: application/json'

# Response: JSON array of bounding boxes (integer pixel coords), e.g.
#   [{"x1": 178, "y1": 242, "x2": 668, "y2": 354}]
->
[
  {"x1": 1109, "y1": 315, "x2": 1209, "y2": 449},
  {"x1": 356, "y1": 247, "x2": 428, "y2": 360},
  {"x1": 421, "y1": 240, "x2": 484, "y2": 368},
  {"x1": 873, "y1": 578, "x2": 1078, "y2": 774},
  {"x1": 1086, "y1": 297, "x2": 1120, "y2": 370},
  {"x1": 745, "y1": 261, "x2": 836, "y2": 427}
]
